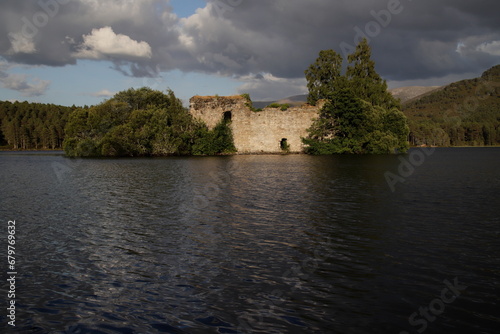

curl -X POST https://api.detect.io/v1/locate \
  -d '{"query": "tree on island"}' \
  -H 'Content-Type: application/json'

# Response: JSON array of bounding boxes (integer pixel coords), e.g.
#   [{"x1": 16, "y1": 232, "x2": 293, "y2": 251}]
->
[
  {"x1": 64, "y1": 87, "x2": 236, "y2": 157},
  {"x1": 305, "y1": 49, "x2": 343, "y2": 106},
  {"x1": 303, "y1": 38, "x2": 409, "y2": 154}
]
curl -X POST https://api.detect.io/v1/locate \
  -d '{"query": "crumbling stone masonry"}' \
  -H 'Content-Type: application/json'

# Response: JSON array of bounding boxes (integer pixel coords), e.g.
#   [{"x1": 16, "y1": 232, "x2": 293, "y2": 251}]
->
[{"x1": 189, "y1": 95, "x2": 325, "y2": 154}]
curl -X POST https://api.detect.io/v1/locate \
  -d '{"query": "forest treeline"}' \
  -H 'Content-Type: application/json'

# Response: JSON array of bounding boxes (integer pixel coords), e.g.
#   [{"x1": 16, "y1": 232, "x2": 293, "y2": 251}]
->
[
  {"x1": 402, "y1": 65, "x2": 500, "y2": 146},
  {"x1": 1, "y1": 64, "x2": 498, "y2": 153},
  {"x1": 0, "y1": 89, "x2": 235, "y2": 156},
  {"x1": 0, "y1": 101, "x2": 75, "y2": 150}
]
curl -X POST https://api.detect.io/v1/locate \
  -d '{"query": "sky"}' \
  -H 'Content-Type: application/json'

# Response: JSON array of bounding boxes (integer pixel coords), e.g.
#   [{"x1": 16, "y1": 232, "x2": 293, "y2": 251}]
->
[{"x1": 0, "y1": 0, "x2": 499, "y2": 107}]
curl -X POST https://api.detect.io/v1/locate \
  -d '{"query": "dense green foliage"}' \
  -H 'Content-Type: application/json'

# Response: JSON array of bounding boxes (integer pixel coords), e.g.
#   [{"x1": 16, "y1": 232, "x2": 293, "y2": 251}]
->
[
  {"x1": 0, "y1": 101, "x2": 74, "y2": 149},
  {"x1": 303, "y1": 39, "x2": 409, "y2": 154},
  {"x1": 191, "y1": 119, "x2": 236, "y2": 155},
  {"x1": 64, "y1": 87, "x2": 236, "y2": 157},
  {"x1": 403, "y1": 65, "x2": 500, "y2": 146}
]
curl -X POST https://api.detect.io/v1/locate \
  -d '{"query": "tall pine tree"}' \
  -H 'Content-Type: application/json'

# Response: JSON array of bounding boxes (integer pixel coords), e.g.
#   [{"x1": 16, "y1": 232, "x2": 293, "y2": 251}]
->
[
  {"x1": 346, "y1": 38, "x2": 400, "y2": 110},
  {"x1": 304, "y1": 49, "x2": 343, "y2": 105}
]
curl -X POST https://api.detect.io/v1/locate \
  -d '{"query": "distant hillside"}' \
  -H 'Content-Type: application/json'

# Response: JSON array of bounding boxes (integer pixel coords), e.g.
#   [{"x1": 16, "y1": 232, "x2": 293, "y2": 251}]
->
[
  {"x1": 402, "y1": 64, "x2": 500, "y2": 146},
  {"x1": 259, "y1": 87, "x2": 446, "y2": 108},
  {"x1": 258, "y1": 88, "x2": 446, "y2": 107},
  {"x1": 276, "y1": 94, "x2": 308, "y2": 104},
  {"x1": 390, "y1": 86, "x2": 441, "y2": 103},
  {"x1": 252, "y1": 66, "x2": 500, "y2": 147},
  {"x1": 252, "y1": 100, "x2": 273, "y2": 109},
  {"x1": 253, "y1": 94, "x2": 308, "y2": 109}
]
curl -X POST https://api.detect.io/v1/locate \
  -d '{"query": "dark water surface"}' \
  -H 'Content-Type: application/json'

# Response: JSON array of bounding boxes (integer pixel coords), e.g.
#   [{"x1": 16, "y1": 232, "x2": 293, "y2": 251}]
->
[{"x1": 1, "y1": 148, "x2": 499, "y2": 333}]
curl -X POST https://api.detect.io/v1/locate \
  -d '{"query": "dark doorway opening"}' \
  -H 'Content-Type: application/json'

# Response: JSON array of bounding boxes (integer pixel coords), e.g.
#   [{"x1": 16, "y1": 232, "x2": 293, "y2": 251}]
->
[
  {"x1": 223, "y1": 111, "x2": 232, "y2": 122},
  {"x1": 280, "y1": 138, "x2": 289, "y2": 151}
]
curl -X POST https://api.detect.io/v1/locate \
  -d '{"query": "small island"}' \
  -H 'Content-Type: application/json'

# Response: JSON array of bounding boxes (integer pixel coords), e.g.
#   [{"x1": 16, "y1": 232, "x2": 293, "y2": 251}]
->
[
  {"x1": 65, "y1": 39, "x2": 411, "y2": 157},
  {"x1": 1, "y1": 40, "x2": 499, "y2": 156}
]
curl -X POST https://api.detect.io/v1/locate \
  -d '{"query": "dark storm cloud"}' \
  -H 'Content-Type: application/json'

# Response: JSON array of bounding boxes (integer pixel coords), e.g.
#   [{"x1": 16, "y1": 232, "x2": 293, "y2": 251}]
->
[
  {"x1": 0, "y1": 0, "x2": 83, "y2": 66},
  {"x1": 0, "y1": 0, "x2": 499, "y2": 98},
  {"x1": 189, "y1": 0, "x2": 500, "y2": 80}
]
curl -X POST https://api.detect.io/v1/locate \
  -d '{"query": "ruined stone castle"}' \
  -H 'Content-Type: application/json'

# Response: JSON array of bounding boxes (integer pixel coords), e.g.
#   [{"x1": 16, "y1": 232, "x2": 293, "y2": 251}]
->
[{"x1": 189, "y1": 95, "x2": 324, "y2": 154}]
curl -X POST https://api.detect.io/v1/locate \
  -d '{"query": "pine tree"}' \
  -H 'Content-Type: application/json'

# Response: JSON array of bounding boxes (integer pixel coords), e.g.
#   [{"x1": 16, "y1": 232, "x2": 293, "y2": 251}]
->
[
  {"x1": 305, "y1": 49, "x2": 343, "y2": 105},
  {"x1": 346, "y1": 38, "x2": 400, "y2": 110}
]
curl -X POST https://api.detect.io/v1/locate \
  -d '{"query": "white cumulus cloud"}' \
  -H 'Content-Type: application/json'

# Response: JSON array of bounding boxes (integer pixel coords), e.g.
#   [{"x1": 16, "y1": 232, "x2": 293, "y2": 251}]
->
[
  {"x1": 0, "y1": 61, "x2": 49, "y2": 97},
  {"x1": 0, "y1": 71, "x2": 50, "y2": 97},
  {"x1": 477, "y1": 40, "x2": 500, "y2": 56},
  {"x1": 237, "y1": 73, "x2": 307, "y2": 101},
  {"x1": 88, "y1": 89, "x2": 115, "y2": 98},
  {"x1": 73, "y1": 26, "x2": 152, "y2": 60},
  {"x1": 7, "y1": 32, "x2": 36, "y2": 54}
]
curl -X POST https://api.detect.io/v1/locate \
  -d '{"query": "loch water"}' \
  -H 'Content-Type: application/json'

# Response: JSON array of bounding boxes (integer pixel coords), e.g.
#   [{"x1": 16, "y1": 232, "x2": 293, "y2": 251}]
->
[{"x1": 1, "y1": 148, "x2": 499, "y2": 333}]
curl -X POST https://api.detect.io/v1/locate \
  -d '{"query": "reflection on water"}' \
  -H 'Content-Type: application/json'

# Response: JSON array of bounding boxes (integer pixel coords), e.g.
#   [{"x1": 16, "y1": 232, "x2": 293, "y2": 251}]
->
[{"x1": 0, "y1": 149, "x2": 499, "y2": 333}]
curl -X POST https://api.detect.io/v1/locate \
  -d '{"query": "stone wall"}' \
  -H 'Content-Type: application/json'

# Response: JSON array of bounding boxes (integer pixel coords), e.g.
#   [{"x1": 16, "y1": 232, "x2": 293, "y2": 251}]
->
[{"x1": 189, "y1": 95, "x2": 324, "y2": 154}]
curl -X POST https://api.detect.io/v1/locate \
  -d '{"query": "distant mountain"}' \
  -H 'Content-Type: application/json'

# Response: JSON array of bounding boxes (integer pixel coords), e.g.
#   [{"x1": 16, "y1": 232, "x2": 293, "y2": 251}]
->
[
  {"x1": 258, "y1": 88, "x2": 447, "y2": 107},
  {"x1": 253, "y1": 94, "x2": 308, "y2": 109},
  {"x1": 252, "y1": 65, "x2": 500, "y2": 147},
  {"x1": 402, "y1": 64, "x2": 500, "y2": 146},
  {"x1": 276, "y1": 94, "x2": 309, "y2": 103},
  {"x1": 390, "y1": 86, "x2": 441, "y2": 103},
  {"x1": 252, "y1": 100, "x2": 274, "y2": 109}
]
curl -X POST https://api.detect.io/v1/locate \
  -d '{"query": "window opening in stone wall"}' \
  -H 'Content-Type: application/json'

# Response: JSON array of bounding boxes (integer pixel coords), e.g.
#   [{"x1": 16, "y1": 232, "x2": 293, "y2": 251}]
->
[
  {"x1": 280, "y1": 138, "x2": 290, "y2": 152},
  {"x1": 223, "y1": 111, "x2": 232, "y2": 122}
]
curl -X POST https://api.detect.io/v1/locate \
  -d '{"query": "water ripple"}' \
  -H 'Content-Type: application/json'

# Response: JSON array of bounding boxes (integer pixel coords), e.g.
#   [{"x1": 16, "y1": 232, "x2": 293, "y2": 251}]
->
[{"x1": 1, "y1": 151, "x2": 499, "y2": 333}]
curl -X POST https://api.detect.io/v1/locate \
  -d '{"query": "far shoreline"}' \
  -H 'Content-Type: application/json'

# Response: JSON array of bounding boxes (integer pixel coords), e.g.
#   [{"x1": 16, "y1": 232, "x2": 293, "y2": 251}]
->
[
  {"x1": 0, "y1": 148, "x2": 64, "y2": 152},
  {"x1": 2, "y1": 146, "x2": 500, "y2": 157}
]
